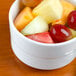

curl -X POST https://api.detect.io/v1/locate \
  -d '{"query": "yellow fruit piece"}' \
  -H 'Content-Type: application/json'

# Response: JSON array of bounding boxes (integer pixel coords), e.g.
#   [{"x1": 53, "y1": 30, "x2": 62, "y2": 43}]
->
[
  {"x1": 62, "y1": 0, "x2": 75, "y2": 21},
  {"x1": 70, "y1": 29, "x2": 76, "y2": 37},
  {"x1": 52, "y1": 19, "x2": 65, "y2": 25},
  {"x1": 14, "y1": 7, "x2": 34, "y2": 31},
  {"x1": 52, "y1": 0, "x2": 75, "y2": 25},
  {"x1": 21, "y1": 16, "x2": 48, "y2": 35},
  {"x1": 33, "y1": 0, "x2": 63, "y2": 24}
]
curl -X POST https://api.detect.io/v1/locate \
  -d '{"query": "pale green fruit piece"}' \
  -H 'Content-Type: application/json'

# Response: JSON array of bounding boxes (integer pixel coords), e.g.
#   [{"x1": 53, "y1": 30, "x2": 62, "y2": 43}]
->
[
  {"x1": 70, "y1": 29, "x2": 76, "y2": 37},
  {"x1": 33, "y1": 0, "x2": 63, "y2": 24},
  {"x1": 21, "y1": 16, "x2": 49, "y2": 35}
]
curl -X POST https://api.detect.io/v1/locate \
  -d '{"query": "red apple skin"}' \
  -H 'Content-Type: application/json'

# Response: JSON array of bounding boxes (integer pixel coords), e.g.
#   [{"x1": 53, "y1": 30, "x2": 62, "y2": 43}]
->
[{"x1": 26, "y1": 32, "x2": 54, "y2": 43}]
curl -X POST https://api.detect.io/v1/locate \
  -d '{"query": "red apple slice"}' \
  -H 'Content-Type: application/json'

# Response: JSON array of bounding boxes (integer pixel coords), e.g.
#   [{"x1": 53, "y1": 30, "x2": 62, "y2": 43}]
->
[{"x1": 26, "y1": 32, "x2": 54, "y2": 43}]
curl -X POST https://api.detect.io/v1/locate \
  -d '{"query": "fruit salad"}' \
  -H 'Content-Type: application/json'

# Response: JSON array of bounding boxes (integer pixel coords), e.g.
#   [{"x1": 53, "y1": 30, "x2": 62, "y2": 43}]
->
[{"x1": 14, "y1": 0, "x2": 76, "y2": 44}]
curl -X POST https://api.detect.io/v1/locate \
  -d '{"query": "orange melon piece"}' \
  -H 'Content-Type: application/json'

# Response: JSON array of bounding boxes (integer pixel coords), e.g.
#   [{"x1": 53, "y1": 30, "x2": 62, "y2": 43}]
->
[
  {"x1": 22, "y1": 0, "x2": 42, "y2": 7},
  {"x1": 52, "y1": 19, "x2": 65, "y2": 25},
  {"x1": 14, "y1": 7, "x2": 34, "y2": 31},
  {"x1": 52, "y1": 0, "x2": 75, "y2": 25}
]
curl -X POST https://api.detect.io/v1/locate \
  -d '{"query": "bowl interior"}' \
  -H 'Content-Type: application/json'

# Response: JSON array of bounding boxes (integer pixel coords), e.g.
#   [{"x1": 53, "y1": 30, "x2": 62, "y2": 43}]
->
[{"x1": 9, "y1": 0, "x2": 76, "y2": 47}]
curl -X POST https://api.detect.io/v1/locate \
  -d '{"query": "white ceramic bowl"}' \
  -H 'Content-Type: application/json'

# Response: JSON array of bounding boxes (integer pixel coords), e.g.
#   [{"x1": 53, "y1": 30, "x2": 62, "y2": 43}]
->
[
  {"x1": 66, "y1": 0, "x2": 76, "y2": 6},
  {"x1": 9, "y1": 0, "x2": 76, "y2": 70}
]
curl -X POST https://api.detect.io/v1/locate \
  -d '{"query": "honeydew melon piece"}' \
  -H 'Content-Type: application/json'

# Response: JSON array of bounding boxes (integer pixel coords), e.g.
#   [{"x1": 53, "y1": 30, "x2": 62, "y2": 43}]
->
[{"x1": 21, "y1": 16, "x2": 49, "y2": 35}]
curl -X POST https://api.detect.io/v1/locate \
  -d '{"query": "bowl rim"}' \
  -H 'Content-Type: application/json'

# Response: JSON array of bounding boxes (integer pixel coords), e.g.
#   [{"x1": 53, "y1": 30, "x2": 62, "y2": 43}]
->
[{"x1": 9, "y1": 0, "x2": 76, "y2": 47}]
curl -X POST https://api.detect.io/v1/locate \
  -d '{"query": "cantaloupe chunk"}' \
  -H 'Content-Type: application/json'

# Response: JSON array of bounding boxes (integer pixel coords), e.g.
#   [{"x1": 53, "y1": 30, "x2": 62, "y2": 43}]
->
[
  {"x1": 22, "y1": 0, "x2": 42, "y2": 7},
  {"x1": 14, "y1": 7, "x2": 33, "y2": 31},
  {"x1": 52, "y1": 19, "x2": 65, "y2": 25}
]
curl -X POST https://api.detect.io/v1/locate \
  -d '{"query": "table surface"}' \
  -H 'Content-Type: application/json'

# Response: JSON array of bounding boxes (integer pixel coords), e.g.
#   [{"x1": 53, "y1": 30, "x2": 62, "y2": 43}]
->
[{"x1": 0, "y1": 0, "x2": 76, "y2": 76}]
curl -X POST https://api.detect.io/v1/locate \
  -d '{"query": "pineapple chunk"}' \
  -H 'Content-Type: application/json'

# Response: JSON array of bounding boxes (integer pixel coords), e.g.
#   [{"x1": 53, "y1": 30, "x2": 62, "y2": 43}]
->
[
  {"x1": 33, "y1": 0, "x2": 63, "y2": 24},
  {"x1": 21, "y1": 16, "x2": 49, "y2": 35}
]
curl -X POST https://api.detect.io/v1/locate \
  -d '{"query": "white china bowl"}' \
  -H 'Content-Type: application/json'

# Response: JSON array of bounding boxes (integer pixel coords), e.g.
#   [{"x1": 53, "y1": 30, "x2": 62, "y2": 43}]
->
[{"x1": 9, "y1": 0, "x2": 76, "y2": 70}]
